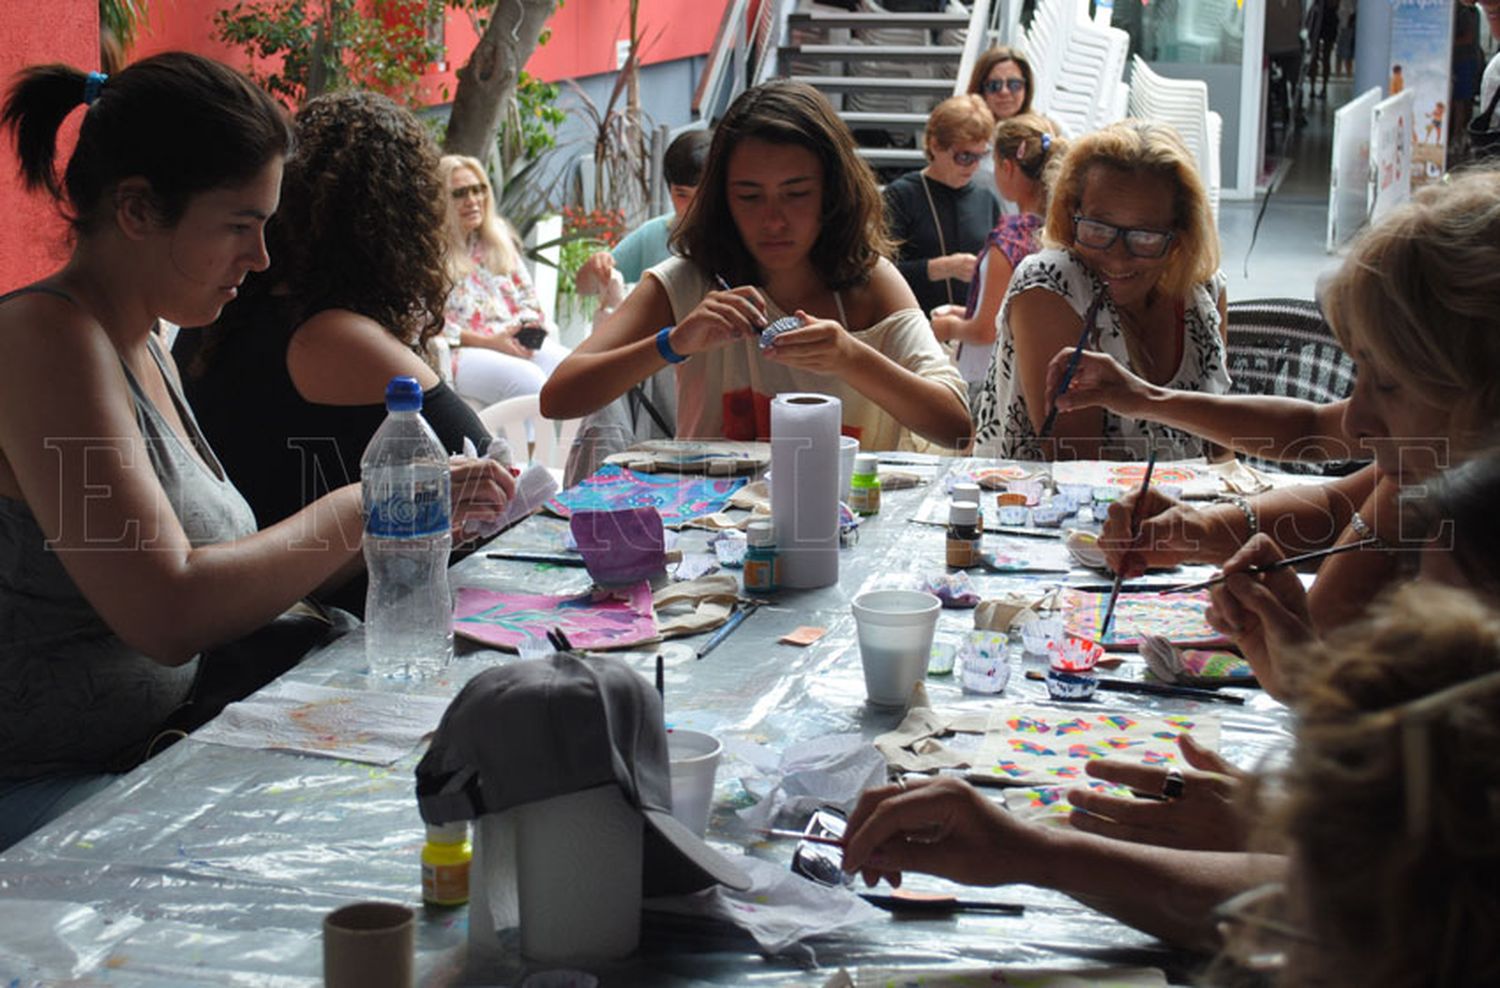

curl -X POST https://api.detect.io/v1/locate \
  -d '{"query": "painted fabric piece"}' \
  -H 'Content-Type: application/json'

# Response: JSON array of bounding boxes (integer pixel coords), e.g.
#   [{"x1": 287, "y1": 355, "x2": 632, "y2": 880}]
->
[
  {"x1": 1050, "y1": 458, "x2": 1221, "y2": 499},
  {"x1": 1061, "y1": 588, "x2": 1231, "y2": 649},
  {"x1": 969, "y1": 705, "x2": 1221, "y2": 787},
  {"x1": 545, "y1": 463, "x2": 747, "y2": 527},
  {"x1": 1001, "y1": 780, "x2": 1136, "y2": 826},
  {"x1": 841, "y1": 967, "x2": 1167, "y2": 987},
  {"x1": 452, "y1": 582, "x2": 658, "y2": 651},
  {"x1": 1178, "y1": 650, "x2": 1254, "y2": 681},
  {"x1": 571, "y1": 507, "x2": 666, "y2": 585},
  {"x1": 192, "y1": 682, "x2": 452, "y2": 766}
]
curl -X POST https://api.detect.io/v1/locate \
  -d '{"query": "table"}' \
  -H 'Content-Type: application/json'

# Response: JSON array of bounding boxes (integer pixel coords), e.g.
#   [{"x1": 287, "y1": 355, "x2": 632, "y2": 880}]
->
[{"x1": 0, "y1": 457, "x2": 1296, "y2": 986}]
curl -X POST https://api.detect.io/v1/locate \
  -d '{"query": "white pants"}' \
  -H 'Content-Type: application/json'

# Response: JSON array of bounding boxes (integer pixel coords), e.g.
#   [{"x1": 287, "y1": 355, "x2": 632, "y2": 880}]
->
[{"x1": 451, "y1": 340, "x2": 568, "y2": 406}]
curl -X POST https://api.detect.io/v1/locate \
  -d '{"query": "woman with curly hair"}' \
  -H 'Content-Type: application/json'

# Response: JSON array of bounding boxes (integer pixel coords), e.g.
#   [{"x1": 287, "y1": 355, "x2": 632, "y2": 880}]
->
[
  {"x1": 438, "y1": 154, "x2": 569, "y2": 406},
  {"x1": 541, "y1": 79, "x2": 970, "y2": 451},
  {"x1": 180, "y1": 90, "x2": 491, "y2": 545}
]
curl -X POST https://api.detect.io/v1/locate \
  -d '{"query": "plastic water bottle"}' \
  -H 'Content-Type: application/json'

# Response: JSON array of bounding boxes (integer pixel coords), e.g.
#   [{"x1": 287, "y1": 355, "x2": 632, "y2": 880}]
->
[{"x1": 362, "y1": 376, "x2": 453, "y2": 678}]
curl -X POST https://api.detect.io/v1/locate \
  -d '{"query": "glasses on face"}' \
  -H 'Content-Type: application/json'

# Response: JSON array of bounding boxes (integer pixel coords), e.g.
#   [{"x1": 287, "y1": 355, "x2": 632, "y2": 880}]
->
[
  {"x1": 950, "y1": 149, "x2": 986, "y2": 167},
  {"x1": 1072, "y1": 214, "x2": 1176, "y2": 259},
  {"x1": 982, "y1": 78, "x2": 1027, "y2": 95},
  {"x1": 451, "y1": 183, "x2": 486, "y2": 202}
]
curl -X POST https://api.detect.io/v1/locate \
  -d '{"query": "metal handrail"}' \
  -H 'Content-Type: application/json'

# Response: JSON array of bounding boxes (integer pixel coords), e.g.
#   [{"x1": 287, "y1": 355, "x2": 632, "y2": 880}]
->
[
  {"x1": 954, "y1": 0, "x2": 994, "y2": 97},
  {"x1": 693, "y1": 0, "x2": 795, "y2": 123}
]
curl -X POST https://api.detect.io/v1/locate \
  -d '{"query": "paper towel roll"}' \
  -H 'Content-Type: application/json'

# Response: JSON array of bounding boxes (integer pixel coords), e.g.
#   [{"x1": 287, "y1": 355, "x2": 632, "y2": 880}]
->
[
  {"x1": 770, "y1": 392, "x2": 841, "y2": 588},
  {"x1": 517, "y1": 784, "x2": 642, "y2": 961}
]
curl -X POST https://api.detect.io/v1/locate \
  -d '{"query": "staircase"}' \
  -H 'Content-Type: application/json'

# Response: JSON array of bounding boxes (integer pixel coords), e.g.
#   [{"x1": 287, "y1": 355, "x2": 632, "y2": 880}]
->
[{"x1": 775, "y1": 2, "x2": 994, "y2": 178}]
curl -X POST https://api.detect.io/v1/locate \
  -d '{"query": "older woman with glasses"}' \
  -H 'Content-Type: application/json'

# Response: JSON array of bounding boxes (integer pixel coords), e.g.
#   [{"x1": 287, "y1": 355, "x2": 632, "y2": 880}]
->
[
  {"x1": 883, "y1": 94, "x2": 1001, "y2": 317},
  {"x1": 972, "y1": 120, "x2": 1228, "y2": 460},
  {"x1": 437, "y1": 154, "x2": 570, "y2": 406}
]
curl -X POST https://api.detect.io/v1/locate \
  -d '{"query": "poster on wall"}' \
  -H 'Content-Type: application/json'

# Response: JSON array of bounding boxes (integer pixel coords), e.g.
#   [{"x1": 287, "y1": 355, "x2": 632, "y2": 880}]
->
[
  {"x1": 1327, "y1": 87, "x2": 1382, "y2": 252},
  {"x1": 1388, "y1": 0, "x2": 1455, "y2": 186},
  {"x1": 1370, "y1": 89, "x2": 1415, "y2": 224}
]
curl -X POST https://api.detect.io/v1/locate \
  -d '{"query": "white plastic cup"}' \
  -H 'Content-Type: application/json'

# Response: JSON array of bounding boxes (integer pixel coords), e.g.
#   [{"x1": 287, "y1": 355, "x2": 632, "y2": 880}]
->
[
  {"x1": 516, "y1": 784, "x2": 643, "y2": 962},
  {"x1": 838, "y1": 436, "x2": 860, "y2": 503},
  {"x1": 851, "y1": 590, "x2": 942, "y2": 707},
  {"x1": 324, "y1": 901, "x2": 415, "y2": 988},
  {"x1": 666, "y1": 729, "x2": 722, "y2": 837}
]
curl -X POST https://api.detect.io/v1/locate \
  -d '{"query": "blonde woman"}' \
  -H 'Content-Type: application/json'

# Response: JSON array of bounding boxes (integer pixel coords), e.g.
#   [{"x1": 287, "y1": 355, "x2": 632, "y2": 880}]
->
[
  {"x1": 438, "y1": 154, "x2": 569, "y2": 405},
  {"x1": 931, "y1": 113, "x2": 1067, "y2": 396},
  {"x1": 972, "y1": 120, "x2": 1228, "y2": 461},
  {"x1": 883, "y1": 95, "x2": 999, "y2": 315},
  {"x1": 1085, "y1": 169, "x2": 1500, "y2": 638}
]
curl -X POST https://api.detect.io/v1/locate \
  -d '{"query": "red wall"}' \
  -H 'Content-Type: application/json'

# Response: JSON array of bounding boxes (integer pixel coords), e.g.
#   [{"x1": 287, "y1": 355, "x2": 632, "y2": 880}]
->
[
  {"x1": 128, "y1": 0, "x2": 729, "y2": 104},
  {"x1": 0, "y1": 0, "x2": 729, "y2": 290},
  {"x1": 0, "y1": 2, "x2": 98, "y2": 291}
]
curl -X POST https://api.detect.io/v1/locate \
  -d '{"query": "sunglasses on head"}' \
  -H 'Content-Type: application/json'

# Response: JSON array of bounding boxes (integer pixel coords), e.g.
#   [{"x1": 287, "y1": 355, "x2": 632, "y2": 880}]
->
[
  {"x1": 451, "y1": 183, "x2": 486, "y2": 202},
  {"x1": 982, "y1": 78, "x2": 1027, "y2": 95},
  {"x1": 950, "y1": 150, "x2": 986, "y2": 167},
  {"x1": 1072, "y1": 215, "x2": 1175, "y2": 259}
]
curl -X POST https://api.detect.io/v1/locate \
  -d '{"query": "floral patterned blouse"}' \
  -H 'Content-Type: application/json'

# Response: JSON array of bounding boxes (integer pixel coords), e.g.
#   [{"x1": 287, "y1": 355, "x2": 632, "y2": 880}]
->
[
  {"x1": 442, "y1": 246, "x2": 546, "y2": 346},
  {"x1": 972, "y1": 248, "x2": 1230, "y2": 460}
]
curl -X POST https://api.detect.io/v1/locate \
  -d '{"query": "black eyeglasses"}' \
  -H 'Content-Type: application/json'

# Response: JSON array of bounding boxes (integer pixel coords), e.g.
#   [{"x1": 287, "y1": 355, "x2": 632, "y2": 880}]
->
[
  {"x1": 1072, "y1": 214, "x2": 1176, "y2": 259},
  {"x1": 982, "y1": 78, "x2": 1027, "y2": 95},
  {"x1": 451, "y1": 183, "x2": 486, "y2": 202},
  {"x1": 950, "y1": 149, "x2": 986, "y2": 167}
]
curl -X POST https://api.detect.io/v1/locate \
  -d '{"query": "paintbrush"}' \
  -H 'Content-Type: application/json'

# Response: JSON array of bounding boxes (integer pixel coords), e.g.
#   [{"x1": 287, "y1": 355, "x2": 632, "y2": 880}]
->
[
  {"x1": 755, "y1": 828, "x2": 844, "y2": 847},
  {"x1": 1025, "y1": 669, "x2": 1246, "y2": 705},
  {"x1": 1099, "y1": 450, "x2": 1156, "y2": 642},
  {"x1": 1038, "y1": 291, "x2": 1104, "y2": 439},
  {"x1": 1158, "y1": 538, "x2": 1380, "y2": 594}
]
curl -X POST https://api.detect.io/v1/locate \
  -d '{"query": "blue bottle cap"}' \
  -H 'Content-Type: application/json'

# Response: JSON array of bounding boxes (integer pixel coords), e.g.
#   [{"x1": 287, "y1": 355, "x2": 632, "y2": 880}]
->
[{"x1": 384, "y1": 376, "x2": 423, "y2": 412}]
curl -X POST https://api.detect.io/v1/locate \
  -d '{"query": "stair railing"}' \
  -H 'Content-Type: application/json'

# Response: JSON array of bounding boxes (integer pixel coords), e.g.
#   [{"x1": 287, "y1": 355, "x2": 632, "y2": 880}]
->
[
  {"x1": 955, "y1": 0, "x2": 994, "y2": 97},
  {"x1": 693, "y1": 0, "x2": 792, "y2": 123}
]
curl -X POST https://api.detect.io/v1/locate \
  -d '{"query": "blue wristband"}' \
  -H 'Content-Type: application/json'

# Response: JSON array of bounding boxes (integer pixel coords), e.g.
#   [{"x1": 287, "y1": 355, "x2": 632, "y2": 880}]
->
[{"x1": 656, "y1": 325, "x2": 687, "y2": 364}]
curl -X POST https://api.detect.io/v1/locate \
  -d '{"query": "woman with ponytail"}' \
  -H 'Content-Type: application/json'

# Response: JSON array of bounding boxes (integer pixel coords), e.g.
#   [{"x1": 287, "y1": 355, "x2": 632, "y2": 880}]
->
[
  {"x1": 931, "y1": 113, "x2": 1066, "y2": 399},
  {"x1": 0, "y1": 54, "x2": 509, "y2": 849}
]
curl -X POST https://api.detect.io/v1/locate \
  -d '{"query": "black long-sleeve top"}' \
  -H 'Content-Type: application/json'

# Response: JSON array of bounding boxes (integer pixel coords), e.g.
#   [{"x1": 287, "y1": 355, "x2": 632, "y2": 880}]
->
[{"x1": 884, "y1": 169, "x2": 1001, "y2": 314}]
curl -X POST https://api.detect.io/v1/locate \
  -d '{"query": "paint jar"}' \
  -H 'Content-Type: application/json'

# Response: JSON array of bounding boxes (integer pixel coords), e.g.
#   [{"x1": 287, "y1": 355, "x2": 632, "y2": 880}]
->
[
  {"x1": 421, "y1": 821, "x2": 471, "y2": 907},
  {"x1": 848, "y1": 454, "x2": 882, "y2": 516},
  {"x1": 953, "y1": 481, "x2": 984, "y2": 526},
  {"x1": 945, "y1": 500, "x2": 982, "y2": 568},
  {"x1": 743, "y1": 521, "x2": 779, "y2": 594}
]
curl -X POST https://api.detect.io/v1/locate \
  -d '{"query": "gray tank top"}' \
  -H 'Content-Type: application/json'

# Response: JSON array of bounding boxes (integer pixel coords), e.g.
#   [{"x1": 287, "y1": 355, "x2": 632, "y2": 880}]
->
[{"x1": 0, "y1": 289, "x2": 258, "y2": 776}]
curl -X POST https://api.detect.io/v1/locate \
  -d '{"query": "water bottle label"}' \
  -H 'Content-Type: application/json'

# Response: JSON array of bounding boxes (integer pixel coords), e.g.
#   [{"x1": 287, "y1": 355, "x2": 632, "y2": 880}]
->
[{"x1": 366, "y1": 483, "x2": 450, "y2": 538}]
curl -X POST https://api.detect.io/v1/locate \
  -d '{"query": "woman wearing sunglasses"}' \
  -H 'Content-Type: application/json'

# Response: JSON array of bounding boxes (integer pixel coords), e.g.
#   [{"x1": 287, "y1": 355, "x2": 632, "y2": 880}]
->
[
  {"x1": 966, "y1": 45, "x2": 1034, "y2": 122},
  {"x1": 972, "y1": 120, "x2": 1228, "y2": 460},
  {"x1": 883, "y1": 95, "x2": 1000, "y2": 318}
]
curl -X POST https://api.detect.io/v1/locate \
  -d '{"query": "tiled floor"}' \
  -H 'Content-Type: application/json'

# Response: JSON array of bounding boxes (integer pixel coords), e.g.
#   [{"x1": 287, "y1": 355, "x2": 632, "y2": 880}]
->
[{"x1": 1217, "y1": 75, "x2": 1355, "y2": 305}]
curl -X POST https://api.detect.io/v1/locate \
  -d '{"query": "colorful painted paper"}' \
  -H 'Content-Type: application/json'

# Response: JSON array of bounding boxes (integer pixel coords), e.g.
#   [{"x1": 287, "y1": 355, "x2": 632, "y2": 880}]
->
[
  {"x1": 969, "y1": 705, "x2": 1221, "y2": 786},
  {"x1": 845, "y1": 966, "x2": 1168, "y2": 987},
  {"x1": 452, "y1": 582, "x2": 658, "y2": 651},
  {"x1": 546, "y1": 464, "x2": 747, "y2": 528},
  {"x1": 1049, "y1": 460, "x2": 1220, "y2": 500},
  {"x1": 1001, "y1": 780, "x2": 1136, "y2": 826},
  {"x1": 1061, "y1": 589, "x2": 1230, "y2": 650}
]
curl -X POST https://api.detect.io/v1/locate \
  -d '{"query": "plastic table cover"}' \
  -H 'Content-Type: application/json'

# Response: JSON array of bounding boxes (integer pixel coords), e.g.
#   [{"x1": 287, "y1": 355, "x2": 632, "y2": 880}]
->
[{"x1": 0, "y1": 458, "x2": 1296, "y2": 987}]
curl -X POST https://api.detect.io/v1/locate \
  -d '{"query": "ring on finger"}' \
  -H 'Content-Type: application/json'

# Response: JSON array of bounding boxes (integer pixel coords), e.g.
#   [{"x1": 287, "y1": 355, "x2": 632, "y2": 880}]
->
[{"x1": 1161, "y1": 768, "x2": 1186, "y2": 800}]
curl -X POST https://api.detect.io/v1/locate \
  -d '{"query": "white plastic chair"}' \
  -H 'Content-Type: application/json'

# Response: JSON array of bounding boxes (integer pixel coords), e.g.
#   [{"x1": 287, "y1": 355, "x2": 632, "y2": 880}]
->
[{"x1": 478, "y1": 394, "x2": 581, "y2": 483}]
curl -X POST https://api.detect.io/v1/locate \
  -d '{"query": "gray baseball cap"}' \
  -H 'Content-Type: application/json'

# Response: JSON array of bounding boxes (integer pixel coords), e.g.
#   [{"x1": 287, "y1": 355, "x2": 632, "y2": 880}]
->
[{"x1": 416, "y1": 652, "x2": 751, "y2": 895}]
